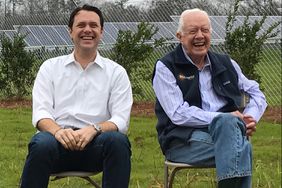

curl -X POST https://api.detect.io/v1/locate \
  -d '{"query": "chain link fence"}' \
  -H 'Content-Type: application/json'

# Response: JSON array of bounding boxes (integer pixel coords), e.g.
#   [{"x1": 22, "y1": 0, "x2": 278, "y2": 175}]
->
[{"x1": 0, "y1": 0, "x2": 281, "y2": 114}]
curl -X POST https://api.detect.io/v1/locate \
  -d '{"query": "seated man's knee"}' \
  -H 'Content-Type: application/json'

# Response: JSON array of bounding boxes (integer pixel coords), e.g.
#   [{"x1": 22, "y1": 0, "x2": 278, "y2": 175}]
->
[
  {"x1": 210, "y1": 113, "x2": 245, "y2": 133},
  {"x1": 214, "y1": 113, "x2": 238, "y2": 122},
  {"x1": 102, "y1": 132, "x2": 131, "y2": 155},
  {"x1": 28, "y1": 132, "x2": 57, "y2": 155}
]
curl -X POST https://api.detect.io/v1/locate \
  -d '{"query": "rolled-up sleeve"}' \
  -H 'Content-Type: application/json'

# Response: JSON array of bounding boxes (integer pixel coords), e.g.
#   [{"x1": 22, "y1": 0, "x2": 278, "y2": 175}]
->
[
  {"x1": 108, "y1": 67, "x2": 133, "y2": 134},
  {"x1": 231, "y1": 60, "x2": 267, "y2": 122},
  {"x1": 32, "y1": 61, "x2": 55, "y2": 127}
]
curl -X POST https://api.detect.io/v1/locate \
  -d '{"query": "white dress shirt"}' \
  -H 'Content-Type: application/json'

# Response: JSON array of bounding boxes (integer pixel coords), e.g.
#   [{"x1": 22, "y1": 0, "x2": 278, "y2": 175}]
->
[
  {"x1": 32, "y1": 51, "x2": 133, "y2": 134},
  {"x1": 153, "y1": 50, "x2": 267, "y2": 128}
]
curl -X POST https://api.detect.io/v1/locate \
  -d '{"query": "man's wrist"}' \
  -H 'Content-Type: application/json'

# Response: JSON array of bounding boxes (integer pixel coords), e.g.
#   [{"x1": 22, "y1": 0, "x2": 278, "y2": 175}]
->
[
  {"x1": 92, "y1": 124, "x2": 102, "y2": 135},
  {"x1": 53, "y1": 128, "x2": 62, "y2": 137}
]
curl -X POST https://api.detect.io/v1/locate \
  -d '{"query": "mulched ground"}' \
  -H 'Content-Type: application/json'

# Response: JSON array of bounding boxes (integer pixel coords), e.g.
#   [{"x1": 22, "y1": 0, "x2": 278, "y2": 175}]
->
[{"x1": 0, "y1": 100, "x2": 281, "y2": 124}]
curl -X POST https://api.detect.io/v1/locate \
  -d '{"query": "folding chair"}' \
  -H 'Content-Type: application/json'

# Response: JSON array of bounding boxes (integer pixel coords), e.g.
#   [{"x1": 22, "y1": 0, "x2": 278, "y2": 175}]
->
[
  {"x1": 164, "y1": 160, "x2": 214, "y2": 188},
  {"x1": 51, "y1": 171, "x2": 101, "y2": 188}
]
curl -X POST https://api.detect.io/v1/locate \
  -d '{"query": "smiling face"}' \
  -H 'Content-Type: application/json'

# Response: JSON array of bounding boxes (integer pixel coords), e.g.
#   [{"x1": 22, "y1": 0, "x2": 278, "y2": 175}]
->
[
  {"x1": 69, "y1": 10, "x2": 103, "y2": 53},
  {"x1": 176, "y1": 10, "x2": 211, "y2": 62}
]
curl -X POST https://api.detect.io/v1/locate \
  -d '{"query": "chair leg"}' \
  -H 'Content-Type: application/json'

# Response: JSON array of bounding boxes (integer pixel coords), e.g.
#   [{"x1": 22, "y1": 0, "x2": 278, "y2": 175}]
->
[
  {"x1": 166, "y1": 166, "x2": 188, "y2": 188},
  {"x1": 169, "y1": 167, "x2": 181, "y2": 188},
  {"x1": 81, "y1": 177, "x2": 101, "y2": 188},
  {"x1": 164, "y1": 164, "x2": 179, "y2": 188},
  {"x1": 164, "y1": 163, "x2": 169, "y2": 188}
]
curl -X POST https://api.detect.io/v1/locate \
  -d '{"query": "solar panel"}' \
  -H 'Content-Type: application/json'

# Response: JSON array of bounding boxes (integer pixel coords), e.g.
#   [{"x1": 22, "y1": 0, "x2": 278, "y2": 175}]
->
[
  {"x1": 17, "y1": 26, "x2": 42, "y2": 47},
  {"x1": 5, "y1": 29, "x2": 42, "y2": 47},
  {"x1": 228, "y1": 16, "x2": 281, "y2": 39},
  {"x1": 162, "y1": 22, "x2": 177, "y2": 35},
  {"x1": 157, "y1": 22, "x2": 178, "y2": 41},
  {"x1": 261, "y1": 16, "x2": 281, "y2": 39},
  {"x1": 154, "y1": 23, "x2": 173, "y2": 38},
  {"x1": 125, "y1": 22, "x2": 138, "y2": 32},
  {"x1": 0, "y1": 30, "x2": 21, "y2": 47},
  {"x1": 42, "y1": 26, "x2": 69, "y2": 46},
  {"x1": 210, "y1": 16, "x2": 227, "y2": 39},
  {"x1": 170, "y1": 15, "x2": 179, "y2": 23},
  {"x1": 4, "y1": 30, "x2": 17, "y2": 40},
  {"x1": 102, "y1": 23, "x2": 119, "y2": 44},
  {"x1": 150, "y1": 30, "x2": 163, "y2": 40},
  {"x1": 28, "y1": 25, "x2": 55, "y2": 46},
  {"x1": 101, "y1": 29, "x2": 115, "y2": 44},
  {"x1": 114, "y1": 22, "x2": 138, "y2": 32},
  {"x1": 104, "y1": 22, "x2": 140, "y2": 43},
  {"x1": 53, "y1": 26, "x2": 73, "y2": 45},
  {"x1": 104, "y1": 23, "x2": 119, "y2": 38}
]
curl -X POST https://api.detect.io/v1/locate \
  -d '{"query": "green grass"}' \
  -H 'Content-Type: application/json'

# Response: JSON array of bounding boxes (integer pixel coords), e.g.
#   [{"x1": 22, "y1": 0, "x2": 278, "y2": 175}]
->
[
  {"x1": 0, "y1": 108, "x2": 281, "y2": 188},
  {"x1": 256, "y1": 48, "x2": 282, "y2": 106}
]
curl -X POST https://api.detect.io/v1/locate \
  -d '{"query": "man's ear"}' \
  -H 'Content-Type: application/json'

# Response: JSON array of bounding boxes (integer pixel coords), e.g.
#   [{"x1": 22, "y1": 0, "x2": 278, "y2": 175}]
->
[
  {"x1": 100, "y1": 27, "x2": 104, "y2": 34},
  {"x1": 68, "y1": 28, "x2": 73, "y2": 41},
  {"x1": 176, "y1": 32, "x2": 182, "y2": 41}
]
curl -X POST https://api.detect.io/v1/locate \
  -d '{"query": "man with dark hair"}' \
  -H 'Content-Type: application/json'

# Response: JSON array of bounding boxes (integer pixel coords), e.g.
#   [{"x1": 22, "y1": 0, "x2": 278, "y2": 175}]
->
[
  {"x1": 20, "y1": 4, "x2": 133, "y2": 188},
  {"x1": 152, "y1": 8, "x2": 267, "y2": 188}
]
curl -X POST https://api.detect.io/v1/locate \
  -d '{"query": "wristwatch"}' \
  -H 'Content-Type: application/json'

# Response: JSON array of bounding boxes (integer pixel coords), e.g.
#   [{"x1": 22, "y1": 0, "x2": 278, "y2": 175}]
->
[{"x1": 92, "y1": 124, "x2": 102, "y2": 135}]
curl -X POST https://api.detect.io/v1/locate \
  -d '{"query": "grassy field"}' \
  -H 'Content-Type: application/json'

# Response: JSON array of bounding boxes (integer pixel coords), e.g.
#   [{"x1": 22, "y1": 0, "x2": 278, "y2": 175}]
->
[
  {"x1": 0, "y1": 108, "x2": 281, "y2": 188},
  {"x1": 256, "y1": 48, "x2": 282, "y2": 106}
]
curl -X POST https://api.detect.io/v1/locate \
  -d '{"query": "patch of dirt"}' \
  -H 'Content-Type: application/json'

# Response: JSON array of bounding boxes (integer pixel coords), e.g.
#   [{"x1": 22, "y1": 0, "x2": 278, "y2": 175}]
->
[
  {"x1": 262, "y1": 106, "x2": 281, "y2": 124},
  {"x1": 0, "y1": 99, "x2": 31, "y2": 108},
  {"x1": 0, "y1": 100, "x2": 280, "y2": 123},
  {"x1": 131, "y1": 101, "x2": 155, "y2": 117}
]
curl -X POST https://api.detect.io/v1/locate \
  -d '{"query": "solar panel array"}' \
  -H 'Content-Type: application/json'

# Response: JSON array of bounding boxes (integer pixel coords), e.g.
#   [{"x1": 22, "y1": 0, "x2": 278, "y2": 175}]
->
[{"x1": 0, "y1": 16, "x2": 281, "y2": 47}]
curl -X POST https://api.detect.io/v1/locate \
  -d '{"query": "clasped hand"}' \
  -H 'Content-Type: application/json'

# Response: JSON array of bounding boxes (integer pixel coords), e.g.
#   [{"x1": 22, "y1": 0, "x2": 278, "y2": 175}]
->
[
  {"x1": 54, "y1": 126, "x2": 97, "y2": 151},
  {"x1": 231, "y1": 111, "x2": 257, "y2": 136}
]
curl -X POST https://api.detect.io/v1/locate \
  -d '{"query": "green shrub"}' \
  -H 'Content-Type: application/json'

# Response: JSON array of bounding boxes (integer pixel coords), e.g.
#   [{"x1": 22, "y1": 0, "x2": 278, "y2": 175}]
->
[
  {"x1": 111, "y1": 22, "x2": 168, "y2": 98},
  {"x1": 225, "y1": 0, "x2": 280, "y2": 84},
  {"x1": 0, "y1": 31, "x2": 37, "y2": 99}
]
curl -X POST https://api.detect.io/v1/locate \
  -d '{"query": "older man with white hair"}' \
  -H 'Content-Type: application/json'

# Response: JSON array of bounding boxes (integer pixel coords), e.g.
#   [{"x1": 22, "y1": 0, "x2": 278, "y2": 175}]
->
[{"x1": 152, "y1": 8, "x2": 267, "y2": 188}]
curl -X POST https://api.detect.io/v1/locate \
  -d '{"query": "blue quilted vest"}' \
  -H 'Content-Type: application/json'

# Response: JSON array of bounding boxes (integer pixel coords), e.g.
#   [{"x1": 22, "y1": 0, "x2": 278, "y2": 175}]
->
[{"x1": 153, "y1": 44, "x2": 242, "y2": 154}]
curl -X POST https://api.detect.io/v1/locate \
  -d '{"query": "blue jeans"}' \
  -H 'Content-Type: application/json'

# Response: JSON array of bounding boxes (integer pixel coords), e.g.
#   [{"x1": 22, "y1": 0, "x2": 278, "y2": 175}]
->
[
  {"x1": 20, "y1": 131, "x2": 131, "y2": 188},
  {"x1": 166, "y1": 114, "x2": 252, "y2": 187}
]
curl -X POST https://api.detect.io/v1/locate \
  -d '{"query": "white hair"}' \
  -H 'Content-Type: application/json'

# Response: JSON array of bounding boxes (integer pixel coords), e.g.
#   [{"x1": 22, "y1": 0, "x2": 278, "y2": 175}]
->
[{"x1": 177, "y1": 8, "x2": 212, "y2": 33}]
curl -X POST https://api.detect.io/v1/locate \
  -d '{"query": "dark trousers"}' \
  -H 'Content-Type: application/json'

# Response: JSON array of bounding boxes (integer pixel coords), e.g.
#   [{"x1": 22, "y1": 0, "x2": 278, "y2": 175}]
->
[{"x1": 20, "y1": 131, "x2": 131, "y2": 188}]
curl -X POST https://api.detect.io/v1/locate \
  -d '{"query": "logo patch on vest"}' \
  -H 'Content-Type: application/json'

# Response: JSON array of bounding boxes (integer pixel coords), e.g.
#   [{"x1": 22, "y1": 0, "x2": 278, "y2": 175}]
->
[{"x1": 179, "y1": 73, "x2": 195, "y2": 80}]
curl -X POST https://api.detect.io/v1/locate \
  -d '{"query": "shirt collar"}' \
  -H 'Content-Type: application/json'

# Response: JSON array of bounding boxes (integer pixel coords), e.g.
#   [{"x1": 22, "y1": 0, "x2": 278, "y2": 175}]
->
[
  {"x1": 64, "y1": 51, "x2": 104, "y2": 69},
  {"x1": 63, "y1": 52, "x2": 76, "y2": 66},
  {"x1": 94, "y1": 52, "x2": 104, "y2": 69},
  {"x1": 181, "y1": 45, "x2": 211, "y2": 69}
]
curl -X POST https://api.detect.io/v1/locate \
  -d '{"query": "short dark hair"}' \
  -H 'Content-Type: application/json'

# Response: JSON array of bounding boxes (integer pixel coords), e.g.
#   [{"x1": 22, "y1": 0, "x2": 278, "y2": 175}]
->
[{"x1": 68, "y1": 4, "x2": 104, "y2": 29}]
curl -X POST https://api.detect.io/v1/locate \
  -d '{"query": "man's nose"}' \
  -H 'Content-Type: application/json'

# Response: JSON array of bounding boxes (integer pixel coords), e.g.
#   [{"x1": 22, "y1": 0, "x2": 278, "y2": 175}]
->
[
  {"x1": 83, "y1": 25, "x2": 92, "y2": 32},
  {"x1": 195, "y1": 29, "x2": 204, "y2": 38}
]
